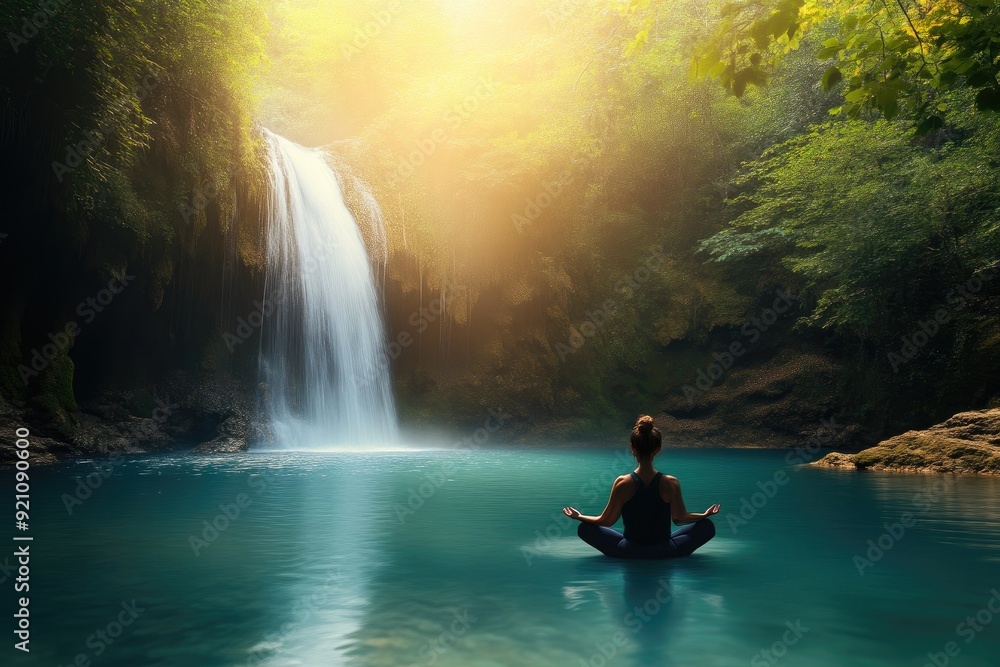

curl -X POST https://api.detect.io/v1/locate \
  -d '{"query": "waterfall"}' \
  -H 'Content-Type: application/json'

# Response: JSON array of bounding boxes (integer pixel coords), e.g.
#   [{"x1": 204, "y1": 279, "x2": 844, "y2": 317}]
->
[{"x1": 258, "y1": 129, "x2": 398, "y2": 449}]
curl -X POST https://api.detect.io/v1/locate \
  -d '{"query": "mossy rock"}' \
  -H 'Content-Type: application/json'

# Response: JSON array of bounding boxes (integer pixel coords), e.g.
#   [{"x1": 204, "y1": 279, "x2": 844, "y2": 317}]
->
[
  {"x1": 31, "y1": 351, "x2": 79, "y2": 436},
  {"x1": 814, "y1": 408, "x2": 1000, "y2": 475}
]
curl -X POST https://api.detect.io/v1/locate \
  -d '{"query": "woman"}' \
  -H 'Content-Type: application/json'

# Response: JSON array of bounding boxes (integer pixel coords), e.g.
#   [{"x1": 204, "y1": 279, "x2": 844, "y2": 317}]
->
[{"x1": 563, "y1": 415, "x2": 720, "y2": 559}]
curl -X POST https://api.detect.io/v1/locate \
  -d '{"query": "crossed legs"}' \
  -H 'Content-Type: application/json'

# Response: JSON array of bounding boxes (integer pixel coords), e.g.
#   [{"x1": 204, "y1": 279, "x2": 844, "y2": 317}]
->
[{"x1": 577, "y1": 519, "x2": 716, "y2": 559}]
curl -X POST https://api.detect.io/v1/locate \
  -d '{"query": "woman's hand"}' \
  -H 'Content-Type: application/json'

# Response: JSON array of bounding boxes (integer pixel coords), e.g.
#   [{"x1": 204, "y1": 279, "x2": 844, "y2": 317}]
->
[
  {"x1": 562, "y1": 506, "x2": 583, "y2": 521},
  {"x1": 703, "y1": 504, "x2": 721, "y2": 517}
]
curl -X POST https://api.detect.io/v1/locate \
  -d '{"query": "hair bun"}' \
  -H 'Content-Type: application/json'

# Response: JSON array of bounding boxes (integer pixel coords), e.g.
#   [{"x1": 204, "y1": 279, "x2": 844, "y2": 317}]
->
[{"x1": 635, "y1": 415, "x2": 655, "y2": 434}]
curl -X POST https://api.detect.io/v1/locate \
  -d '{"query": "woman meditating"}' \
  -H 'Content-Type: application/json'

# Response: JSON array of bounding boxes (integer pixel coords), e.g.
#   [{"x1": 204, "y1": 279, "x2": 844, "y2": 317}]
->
[{"x1": 563, "y1": 415, "x2": 720, "y2": 559}]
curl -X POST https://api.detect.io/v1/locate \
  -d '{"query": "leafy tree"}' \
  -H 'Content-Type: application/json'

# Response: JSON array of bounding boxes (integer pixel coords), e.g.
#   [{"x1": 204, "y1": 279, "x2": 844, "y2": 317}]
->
[{"x1": 693, "y1": 0, "x2": 1000, "y2": 131}]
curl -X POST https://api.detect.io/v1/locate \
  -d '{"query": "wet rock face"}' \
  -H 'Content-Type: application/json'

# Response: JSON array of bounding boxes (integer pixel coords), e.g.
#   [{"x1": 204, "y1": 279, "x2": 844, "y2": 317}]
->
[
  {"x1": 191, "y1": 435, "x2": 249, "y2": 454},
  {"x1": 656, "y1": 349, "x2": 872, "y2": 451},
  {"x1": 190, "y1": 412, "x2": 269, "y2": 454},
  {"x1": 813, "y1": 407, "x2": 1000, "y2": 475},
  {"x1": 0, "y1": 370, "x2": 265, "y2": 464}
]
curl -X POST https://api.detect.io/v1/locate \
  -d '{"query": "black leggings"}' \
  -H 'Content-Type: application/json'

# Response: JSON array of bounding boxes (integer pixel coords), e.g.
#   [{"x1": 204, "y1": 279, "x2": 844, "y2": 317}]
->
[{"x1": 577, "y1": 519, "x2": 716, "y2": 559}]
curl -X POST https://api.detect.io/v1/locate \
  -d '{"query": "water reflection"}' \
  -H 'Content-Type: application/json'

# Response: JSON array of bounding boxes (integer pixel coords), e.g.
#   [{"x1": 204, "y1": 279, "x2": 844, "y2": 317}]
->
[
  {"x1": 236, "y1": 454, "x2": 383, "y2": 667},
  {"x1": 18, "y1": 450, "x2": 1000, "y2": 667},
  {"x1": 567, "y1": 559, "x2": 677, "y2": 665},
  {"x1": 822, "y1": 469, "x2": 1000, "y2": 558}
]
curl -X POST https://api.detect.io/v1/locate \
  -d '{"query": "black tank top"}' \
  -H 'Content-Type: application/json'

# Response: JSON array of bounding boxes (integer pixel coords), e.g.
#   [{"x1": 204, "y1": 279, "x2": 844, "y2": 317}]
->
[{"x1": 621, "y1": 471, "x2": 671, "y2": 545}]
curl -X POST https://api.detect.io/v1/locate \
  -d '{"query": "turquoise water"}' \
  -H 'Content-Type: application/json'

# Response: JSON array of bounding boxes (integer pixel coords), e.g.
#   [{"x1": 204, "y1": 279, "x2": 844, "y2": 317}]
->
[{"x1": 9, "y1": 448, "x2": 1000, "y2": 667}]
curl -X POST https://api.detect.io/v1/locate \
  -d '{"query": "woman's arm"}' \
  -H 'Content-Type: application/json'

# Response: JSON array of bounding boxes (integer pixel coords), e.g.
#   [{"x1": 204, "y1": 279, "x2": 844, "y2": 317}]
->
[
  {"x1": 665, "y1": 475, "x2": 721, "y2": 524},
  {"x1": 563, "y1": 476, "x2": 631, "y2": 527}
]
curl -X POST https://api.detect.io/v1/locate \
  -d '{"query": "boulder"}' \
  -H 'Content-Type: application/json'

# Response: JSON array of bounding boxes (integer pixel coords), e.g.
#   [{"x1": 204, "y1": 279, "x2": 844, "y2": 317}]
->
[{"x1": 813, "y1": 407, "x2": 1000, "y2": 475}]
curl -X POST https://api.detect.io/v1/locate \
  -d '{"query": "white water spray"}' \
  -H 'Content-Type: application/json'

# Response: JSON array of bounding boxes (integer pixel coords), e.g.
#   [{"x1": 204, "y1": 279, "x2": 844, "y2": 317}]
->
[{"x1": 258, "y1": 130, "x2": 398, "y2": 449}]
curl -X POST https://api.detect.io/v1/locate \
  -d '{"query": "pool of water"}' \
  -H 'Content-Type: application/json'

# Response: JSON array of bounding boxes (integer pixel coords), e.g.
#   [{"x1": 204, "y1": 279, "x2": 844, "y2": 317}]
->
[{"x1": 8, "y1": 448, "x2": 1000, "y2": 667}]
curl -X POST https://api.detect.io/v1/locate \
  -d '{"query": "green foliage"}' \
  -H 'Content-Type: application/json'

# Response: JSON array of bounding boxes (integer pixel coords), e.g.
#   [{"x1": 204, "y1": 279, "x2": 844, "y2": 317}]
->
[
  {"x1": 702, "y1": 100, "x2": 1000, "y2": 337},
  {"x1": 3, "y1": 0, "x2": 997, "y2": 439},
  {"x1": 694, "y1": 0, "x2": 1000, "y2": 129},
  {"x1": 263, "y1": 0, "x2": 999, "y2": 431},
  {"x1": 1, "y1": 0, "x2": 268, "y2": 294}
]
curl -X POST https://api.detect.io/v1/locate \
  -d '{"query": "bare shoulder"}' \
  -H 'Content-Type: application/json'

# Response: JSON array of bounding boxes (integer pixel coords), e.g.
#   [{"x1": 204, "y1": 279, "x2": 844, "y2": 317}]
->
[
  {"x1": 613, "y1": 474, "x2": 634, "y2": 487},
  {"x1": 659, "y1": 474, "x2": 678, "y2": 502}
]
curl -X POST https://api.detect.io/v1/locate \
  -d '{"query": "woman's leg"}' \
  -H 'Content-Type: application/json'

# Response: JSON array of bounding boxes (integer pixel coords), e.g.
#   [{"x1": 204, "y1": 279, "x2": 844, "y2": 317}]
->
[
  {"x1": 664, "y1": 518, "x2": 716, "y2": 557},
  {"x1": 578, "y1": 519, "x2": 715, "y2": 559},
  {"x1": 577, "y1": 522, "x2": 629, "y2": 558}
]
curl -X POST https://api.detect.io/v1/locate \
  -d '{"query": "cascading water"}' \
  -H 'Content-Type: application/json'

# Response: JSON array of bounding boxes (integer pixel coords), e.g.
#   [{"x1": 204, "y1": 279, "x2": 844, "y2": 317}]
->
[{"x1": 258, "y1": 129, "x2": 398, "y2": 449}]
